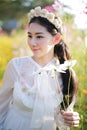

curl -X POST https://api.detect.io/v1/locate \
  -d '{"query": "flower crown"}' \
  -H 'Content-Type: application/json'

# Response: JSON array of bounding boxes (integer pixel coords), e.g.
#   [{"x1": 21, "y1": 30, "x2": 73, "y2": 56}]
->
[{"x1": 28, "y1": 6, "x2": 62, "y2": 30}]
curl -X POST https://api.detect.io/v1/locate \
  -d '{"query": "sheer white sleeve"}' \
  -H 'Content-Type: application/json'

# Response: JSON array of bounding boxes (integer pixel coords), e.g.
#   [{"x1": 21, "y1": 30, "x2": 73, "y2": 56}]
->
[{"x1": 0, "y1": 60, "x2": 18, "y2": 129}]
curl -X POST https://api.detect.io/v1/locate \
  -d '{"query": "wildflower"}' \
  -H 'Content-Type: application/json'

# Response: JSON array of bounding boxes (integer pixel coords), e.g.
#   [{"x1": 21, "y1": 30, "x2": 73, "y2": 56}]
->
[
  {"x1": 83, "y1": 89, "x2": 87, "y2": 94},
  {"x1": 63, "y1": 60, "x2": 77, "y2": 69}
]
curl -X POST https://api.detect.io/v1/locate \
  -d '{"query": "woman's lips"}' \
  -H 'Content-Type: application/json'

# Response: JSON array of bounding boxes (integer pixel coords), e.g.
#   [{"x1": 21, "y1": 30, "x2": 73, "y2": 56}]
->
[{"x1": 33, "y1": 48, "x2": 40, "y2": 52}]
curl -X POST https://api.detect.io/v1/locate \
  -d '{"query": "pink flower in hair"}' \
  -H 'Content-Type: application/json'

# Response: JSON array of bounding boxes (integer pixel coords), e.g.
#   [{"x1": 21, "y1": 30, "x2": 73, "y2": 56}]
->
[{"x1": 43, "y1": 5, "x2": 54, "y2": 12}]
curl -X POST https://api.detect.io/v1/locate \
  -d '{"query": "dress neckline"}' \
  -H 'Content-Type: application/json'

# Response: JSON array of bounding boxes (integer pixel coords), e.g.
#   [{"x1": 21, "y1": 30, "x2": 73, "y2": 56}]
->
[{"x1": 28, "y1": 55, "x2": 59, "y2": 68}]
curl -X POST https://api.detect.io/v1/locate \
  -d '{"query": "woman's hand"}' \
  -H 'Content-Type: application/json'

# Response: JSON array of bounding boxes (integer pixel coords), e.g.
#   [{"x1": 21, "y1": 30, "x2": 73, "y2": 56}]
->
[{"x1": 62, "y1": 111, "x2": 80, "y2": 127}]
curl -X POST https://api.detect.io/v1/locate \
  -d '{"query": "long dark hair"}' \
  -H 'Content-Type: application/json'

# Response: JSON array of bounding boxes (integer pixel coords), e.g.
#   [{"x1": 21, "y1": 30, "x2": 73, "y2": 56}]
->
[
  {"x1": 29, "y1": 16, "x2": 78, "y2": 109},
  {"x1": 54, "y1": 40, "x2": 78, "y2": 109}
]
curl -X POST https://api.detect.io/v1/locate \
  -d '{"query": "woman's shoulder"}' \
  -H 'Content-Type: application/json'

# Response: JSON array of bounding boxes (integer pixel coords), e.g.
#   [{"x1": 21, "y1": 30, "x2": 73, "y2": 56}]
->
[
  {"x1": 8, "y1": 56, "x2": 30, "y2": 65},
  {"x1": 7, "y1": 56, "x2": 37, "y2": 73}
]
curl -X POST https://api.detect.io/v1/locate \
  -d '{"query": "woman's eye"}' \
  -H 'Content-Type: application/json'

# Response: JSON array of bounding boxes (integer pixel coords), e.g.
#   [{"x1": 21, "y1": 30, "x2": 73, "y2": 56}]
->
[
  {"x1": 28, "y1": 35, "x2": 32, "y2": 38},
  {"x1": 37, "y1": 36, "x2": 43, "y2": 39}
]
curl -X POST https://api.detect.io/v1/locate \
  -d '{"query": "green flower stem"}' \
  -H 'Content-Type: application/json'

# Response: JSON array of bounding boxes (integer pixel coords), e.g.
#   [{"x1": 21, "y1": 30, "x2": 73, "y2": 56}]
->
[{"x1": 62, "y1": 98, "x2": 66, "y2": 111}]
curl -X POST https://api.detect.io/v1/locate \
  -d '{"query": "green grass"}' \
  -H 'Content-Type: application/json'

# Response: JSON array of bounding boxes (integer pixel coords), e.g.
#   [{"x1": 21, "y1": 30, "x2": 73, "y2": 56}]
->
[{"x1": 69, "y1": 42, "x2": 87, "y2": 130}]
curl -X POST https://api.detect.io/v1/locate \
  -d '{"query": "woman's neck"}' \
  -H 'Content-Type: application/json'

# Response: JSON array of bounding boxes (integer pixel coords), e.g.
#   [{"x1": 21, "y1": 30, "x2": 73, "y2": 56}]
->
[{"x1": 32, "y1": 53, "x2": 54, "y2": 67}]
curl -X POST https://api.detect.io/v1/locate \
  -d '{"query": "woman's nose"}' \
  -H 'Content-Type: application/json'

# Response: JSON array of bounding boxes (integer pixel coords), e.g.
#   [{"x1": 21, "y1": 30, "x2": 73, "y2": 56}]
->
[{"x1": 30, "y1": 38, "x2": 37, "y2": 45}]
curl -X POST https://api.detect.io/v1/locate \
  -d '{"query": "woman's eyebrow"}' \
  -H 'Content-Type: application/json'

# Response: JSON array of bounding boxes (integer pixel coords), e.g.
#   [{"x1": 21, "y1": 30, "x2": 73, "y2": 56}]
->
[
  {"x1": 27, "y1": 32, "x2": 31, "y2": 34},
  {"x1": 28, "y1": 32, "x2": 44, "y2": 35}
]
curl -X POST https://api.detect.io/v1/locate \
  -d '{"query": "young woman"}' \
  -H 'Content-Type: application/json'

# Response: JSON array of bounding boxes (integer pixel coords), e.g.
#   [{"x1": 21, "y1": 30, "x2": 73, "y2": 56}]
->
[{"x1": 0, "y1": 6, "x2": 80, "y2": 130}]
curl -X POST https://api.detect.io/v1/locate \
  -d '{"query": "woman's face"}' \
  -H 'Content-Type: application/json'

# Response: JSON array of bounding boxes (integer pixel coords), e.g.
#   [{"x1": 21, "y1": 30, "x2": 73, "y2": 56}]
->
[{"x1": 27, "y1": 22, "x2": 56, "y2": 59}]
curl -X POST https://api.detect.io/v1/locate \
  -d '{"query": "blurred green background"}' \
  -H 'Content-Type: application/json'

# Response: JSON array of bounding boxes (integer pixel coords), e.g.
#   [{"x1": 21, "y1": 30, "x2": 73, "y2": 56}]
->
[{"x1": 0, "y1": 0, "x2": 87, "y2": 129}]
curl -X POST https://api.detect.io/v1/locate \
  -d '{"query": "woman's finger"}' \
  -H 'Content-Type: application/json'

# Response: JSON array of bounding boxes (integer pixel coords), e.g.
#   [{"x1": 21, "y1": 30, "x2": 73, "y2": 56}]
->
[
  {"x1": 63, "y1": 114, "x2": 80, "y2": 121},
  {"x1": 64, "y1": 118, "x2": 80, "y2": 127},
  {"x1": 63, "y1": 111, "x2": 79, "y2": 117}
]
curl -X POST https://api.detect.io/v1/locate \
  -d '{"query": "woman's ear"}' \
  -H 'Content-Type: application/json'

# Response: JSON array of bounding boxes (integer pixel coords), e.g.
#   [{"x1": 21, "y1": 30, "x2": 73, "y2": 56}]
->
[{"x1": 54, "y1": 33, "x2": 61, "y2": 45}]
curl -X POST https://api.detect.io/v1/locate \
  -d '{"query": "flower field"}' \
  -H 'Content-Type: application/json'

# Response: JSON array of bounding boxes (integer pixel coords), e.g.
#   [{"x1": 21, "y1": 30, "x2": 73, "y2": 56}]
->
[
  {"x1": 0, "y1": 32, "x2": 31, "y2": 81},
  {"x1": 69, "y1": 40, "x2": 87, "y2": 130},
  {"x1": 0, "y1": 31, "x2": 87, "y2": 129}
]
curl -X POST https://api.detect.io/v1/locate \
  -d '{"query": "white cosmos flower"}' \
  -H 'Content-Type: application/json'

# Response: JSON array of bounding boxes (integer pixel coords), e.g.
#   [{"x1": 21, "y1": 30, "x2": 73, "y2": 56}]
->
[
  {"x1": 63, "y1": 60, "x2": 77, "y2": 68},
  {"x1": 48, "y1": 60, "x2": 77, "y2": 78}
]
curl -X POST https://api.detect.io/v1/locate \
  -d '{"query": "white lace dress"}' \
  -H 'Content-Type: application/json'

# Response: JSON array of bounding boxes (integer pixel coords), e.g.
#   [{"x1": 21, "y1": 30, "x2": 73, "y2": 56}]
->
[{"x1": 0, "y1": 56, "x2": 71, "y2": 130}]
